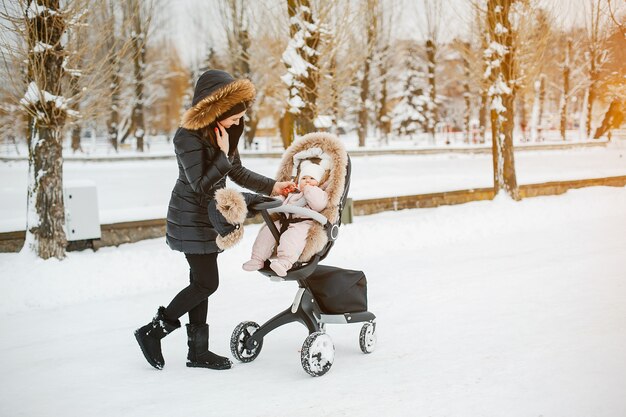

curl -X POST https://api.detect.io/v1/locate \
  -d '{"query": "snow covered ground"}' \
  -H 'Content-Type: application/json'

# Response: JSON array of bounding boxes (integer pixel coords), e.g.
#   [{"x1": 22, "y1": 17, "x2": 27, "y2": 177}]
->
[
  {"x1": 1, "y1": 142, "x2": 625, "y2": 232},
  {"x1": 1, "y1": 186, "x2": 625, "y2": 417}
]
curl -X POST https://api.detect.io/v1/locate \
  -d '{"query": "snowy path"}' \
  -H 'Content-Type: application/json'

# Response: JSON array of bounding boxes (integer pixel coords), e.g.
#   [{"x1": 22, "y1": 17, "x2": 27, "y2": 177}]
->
[
  {"x1": 1, "y1": 186, "x2": 625, "y2": 417},
  {"x1": 1, "y1": 144, "x2": 625, "y2": 232}
]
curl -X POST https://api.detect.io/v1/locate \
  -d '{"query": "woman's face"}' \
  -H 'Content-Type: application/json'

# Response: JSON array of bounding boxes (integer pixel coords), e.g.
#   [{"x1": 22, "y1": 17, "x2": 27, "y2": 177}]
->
[{"x1": 217, "y1": 110, "x2": 246, "y2": 128}]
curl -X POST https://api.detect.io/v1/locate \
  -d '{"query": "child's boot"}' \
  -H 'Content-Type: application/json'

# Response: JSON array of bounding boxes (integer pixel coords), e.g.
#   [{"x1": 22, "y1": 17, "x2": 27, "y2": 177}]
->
[
  {"x1": 269, "y1": 258, "x2": 292, "y2": 277},
  {"x1": 242, "y1": 258, "x2": 264, "y2": 271}
]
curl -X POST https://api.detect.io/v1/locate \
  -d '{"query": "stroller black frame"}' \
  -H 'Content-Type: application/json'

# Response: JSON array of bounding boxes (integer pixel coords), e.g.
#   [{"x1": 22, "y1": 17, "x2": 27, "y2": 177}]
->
[{"x1": 231, "y1": 156, "x2": 377, "y2": 376}]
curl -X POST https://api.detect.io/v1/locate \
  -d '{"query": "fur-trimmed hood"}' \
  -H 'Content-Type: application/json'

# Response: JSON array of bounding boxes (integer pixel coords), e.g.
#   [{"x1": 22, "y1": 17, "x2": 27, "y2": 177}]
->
[
  {"x1": 274, "y1": 132, "x2": 347, "y2": 224},
  {"x1": 181, "y1": 70, "x2": 255, "y2": 130}
]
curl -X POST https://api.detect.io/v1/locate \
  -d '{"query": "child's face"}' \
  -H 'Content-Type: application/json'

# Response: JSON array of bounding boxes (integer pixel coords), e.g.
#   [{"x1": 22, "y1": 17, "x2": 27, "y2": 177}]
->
[{"x1": 299, "y1": 175, "x2": 319, "y2": 187}]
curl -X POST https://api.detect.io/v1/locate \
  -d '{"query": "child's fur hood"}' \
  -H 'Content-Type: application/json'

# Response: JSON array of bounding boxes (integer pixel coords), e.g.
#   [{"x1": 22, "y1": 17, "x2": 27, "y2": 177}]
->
[{"x1": 273, "y1": 132, "x2": 348, "y2": 262}]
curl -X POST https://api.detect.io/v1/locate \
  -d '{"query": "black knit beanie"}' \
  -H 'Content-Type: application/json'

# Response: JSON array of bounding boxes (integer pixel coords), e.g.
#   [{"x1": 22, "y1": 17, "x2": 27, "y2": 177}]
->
[{"x1": 218, "y1": 101, "x2": 247, "y2": 120}]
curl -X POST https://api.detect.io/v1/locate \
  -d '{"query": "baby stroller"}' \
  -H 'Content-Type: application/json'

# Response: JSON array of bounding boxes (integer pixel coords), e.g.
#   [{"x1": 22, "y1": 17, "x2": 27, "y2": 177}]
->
[{"x1": 230, "y1": 132, "x2": 377, "y2": 377}]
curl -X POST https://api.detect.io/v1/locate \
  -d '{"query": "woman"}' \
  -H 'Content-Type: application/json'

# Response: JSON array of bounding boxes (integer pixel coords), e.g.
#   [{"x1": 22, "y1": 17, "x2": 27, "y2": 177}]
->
[{"x1": 134, "y1": 69, "x2": 294, "y2": 371}]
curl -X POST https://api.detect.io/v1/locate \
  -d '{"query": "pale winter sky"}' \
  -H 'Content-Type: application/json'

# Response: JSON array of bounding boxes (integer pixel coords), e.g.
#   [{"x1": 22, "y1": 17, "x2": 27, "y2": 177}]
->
[{"x1": 166, "y1": 0, "x2": 604, "y2": 66}]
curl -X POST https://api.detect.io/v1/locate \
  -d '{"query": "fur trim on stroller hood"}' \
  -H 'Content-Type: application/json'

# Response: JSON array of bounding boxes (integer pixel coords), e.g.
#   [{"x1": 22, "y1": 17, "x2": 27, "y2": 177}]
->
[
  {"x1": 273, "y1": 132, "x2": 348, "y2": 262},
  {"x1": 180, "y1": 70, "x2": 256, "y2": 130}
]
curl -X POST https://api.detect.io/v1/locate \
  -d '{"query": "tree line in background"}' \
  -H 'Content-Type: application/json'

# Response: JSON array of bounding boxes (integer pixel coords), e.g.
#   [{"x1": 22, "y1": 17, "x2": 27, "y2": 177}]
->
[
  {"x1": 0, "y1": 0, "x2": 623, "y2": 259},
  {"x1": 2, "y1": 0, "x2": 624, "y2": 152}
]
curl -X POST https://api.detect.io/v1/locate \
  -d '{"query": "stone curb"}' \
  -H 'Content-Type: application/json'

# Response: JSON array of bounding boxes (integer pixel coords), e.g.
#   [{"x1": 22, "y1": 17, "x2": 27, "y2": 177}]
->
[
  {"x1": 0, "y1": 140, "x2": 608, "y2": 162},
  {"x1": 2, "y1": 174, "x2": 624, "y2": 253}
]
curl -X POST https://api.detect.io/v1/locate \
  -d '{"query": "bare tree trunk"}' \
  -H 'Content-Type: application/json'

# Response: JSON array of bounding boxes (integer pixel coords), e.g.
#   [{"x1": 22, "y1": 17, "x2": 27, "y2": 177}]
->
[
  {"x1": 106, "y1": 0, "x2": 120, "y2": 152},
  {"x1": 70, "y1": 124, "x2": 81, "y2": 152},
  {"x1": 358, "y1": 0, "x2": 378, "y2": 147},
  {"x1": 377, "y1": 47, "x2": 390, "y2": 145},
  {"x1": 586, "y1": 56, "x2": 597, "y2": 139},
  {"x1": 478, "y1": 28, "x2": 488, "y2": 144},
  {"x1": 27, "y1": 124, "x2": 67, "y2": 259},
  {"x1": 357, "y1": 58, "x2": 370, "y2": 147},
  {"x1": 462, "y1": 42, "x2": 471, "y2": 144},
  {"x1": 283, "y1": 0, "x2": 298, "y2": 147},
  {"x1": 486, "y1": 0, "x2": 519, "y2": 200},
  {"x1": 583, "y1": 0, "x2": 608, "y2": 140},
  {"x1": 246, "y1": 116, "x2": 259, "y2": 146},
  {"x1": 69, "y1": 75, "x2": 82, "y2": 152},
  {"x1": 66, "y1": 22, "x2": 84, "y2": 154},
  {"x1": 284, "y1": 0, "x2": 320, "y2": 144},
  {"x1": 297, "y1": 8, "x2": 320, "y2": 135},
  {"x1": 425, "y1": 38, "x2": 438, "y2": 143},
  {"x1": 518, "y1": 94, "x2": 527, "y2": 141},
  {"x1": 560, "y1": 38, "x2": 571, "y2": 141},
  {"x1": 593, "y1": 99, "x2": 624, "y2": 139},
  {"x1": 419, "y1": 0, "x2": 442, "y2": 143},
  {"x1": 530, "y1": 74, "x2": 546, "y2": 142},
  {"x1": 26, "y1": 115, "x2": 34, "y2": 154},
  {"x1": 579, "y1": 88, "x2": 589, "y2": 140},
  {"x1": 108, "y1": 57, "x2": 120, "y2": 152},
  {"x1": 329, "y1": 54, "x2": 339, "y2": 134},
  {"x1": 537, "y1": 74, "x2": 546, "y2": 141},
  {"x1": 239, "y1": 28, "x2": 257, "y2": 149},
  {"x1": 279, "y1": 112, "x2": 295, "y2": 149},
  {"x1": 479, "y1": 92, "x2": 488, "y2": 143},
  {"x1": 245, "y1": 89, "x2": 262, "y2": 146},
  {"x1": 23, "y1": 0, "x2": 68, "y2": 259},
  {"x1": 131, "y1": 5, "x2": 145, "y2": 152},
  {"x1": 374, "y1": 1, "x2": 392, "y2": 145},
  {"x1": 379, "y1": 79, "x2": 389, "y2": 143}
]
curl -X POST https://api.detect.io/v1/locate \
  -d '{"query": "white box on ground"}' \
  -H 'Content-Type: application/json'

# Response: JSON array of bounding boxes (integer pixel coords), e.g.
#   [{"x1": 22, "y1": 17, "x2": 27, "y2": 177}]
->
[{"x1": 63, "y1": 180, "x2": 101, "y2": 241}]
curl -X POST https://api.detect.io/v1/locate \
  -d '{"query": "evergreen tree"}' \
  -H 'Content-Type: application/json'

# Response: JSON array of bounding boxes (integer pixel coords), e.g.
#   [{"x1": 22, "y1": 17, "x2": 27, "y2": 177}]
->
[{"x1": 392, "y1": 47, "x2": 427, "y2": 139}]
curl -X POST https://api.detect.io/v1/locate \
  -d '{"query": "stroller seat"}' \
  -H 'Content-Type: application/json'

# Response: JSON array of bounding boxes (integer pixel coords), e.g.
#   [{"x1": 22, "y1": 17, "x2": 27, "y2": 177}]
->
[{"x1": 230, "y1": 132, "x2": 377, "y2": 377}]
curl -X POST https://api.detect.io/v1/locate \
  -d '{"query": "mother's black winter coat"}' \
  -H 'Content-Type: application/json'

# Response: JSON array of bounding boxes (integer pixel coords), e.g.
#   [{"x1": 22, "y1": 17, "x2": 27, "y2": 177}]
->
[{"x1": 166, "y1": 70, "x2": 275, "y2": 254}]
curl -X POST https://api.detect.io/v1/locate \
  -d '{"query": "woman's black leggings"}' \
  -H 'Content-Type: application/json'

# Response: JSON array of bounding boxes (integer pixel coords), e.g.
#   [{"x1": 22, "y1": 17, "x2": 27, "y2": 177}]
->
[{"x1": 164, "y1": 253, "x2": 219, "y2": 325}]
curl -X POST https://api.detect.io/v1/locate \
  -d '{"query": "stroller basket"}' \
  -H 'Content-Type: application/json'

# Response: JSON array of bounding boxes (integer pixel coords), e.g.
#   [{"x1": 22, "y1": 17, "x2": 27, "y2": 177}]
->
[{"x1": 305, "y1": 265, "x2": 367, "y2": 314}]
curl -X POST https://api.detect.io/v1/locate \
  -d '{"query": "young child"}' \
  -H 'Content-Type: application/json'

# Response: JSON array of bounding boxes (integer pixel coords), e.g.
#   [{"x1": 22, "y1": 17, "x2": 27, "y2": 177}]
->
[{"x1": 242, "y1": 159, "x2": 329, "y2": 277}]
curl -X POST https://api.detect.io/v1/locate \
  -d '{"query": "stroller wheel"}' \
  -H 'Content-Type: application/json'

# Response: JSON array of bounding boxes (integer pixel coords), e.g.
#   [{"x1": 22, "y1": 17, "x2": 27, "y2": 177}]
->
[
  {"x1": 301, "y1": 332, "x2": 334, "y2": 377},
  {"x1": 230, "y1": 321, "x2": 263, "y2": 363},
  {"x1": 359, "y1": 322, "x2": 376, "y2": 354}
]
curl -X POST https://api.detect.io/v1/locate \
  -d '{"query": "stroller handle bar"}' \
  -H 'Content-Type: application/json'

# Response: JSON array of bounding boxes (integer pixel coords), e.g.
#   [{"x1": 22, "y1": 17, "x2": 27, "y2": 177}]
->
[
  {"x1": 250, "y1": 199, "x2": 283, "y2": 211},
  {"x1": 267, "y1": 205, "x2": 328, "y2": 226},
  {"x1": 250, "y1": 198, "x2": 328, "y2": 226}
]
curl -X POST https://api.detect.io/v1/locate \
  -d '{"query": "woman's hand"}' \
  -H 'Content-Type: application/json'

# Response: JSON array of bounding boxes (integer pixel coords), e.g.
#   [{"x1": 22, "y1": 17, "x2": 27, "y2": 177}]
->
[
  {"x1": 273, "y1": 181, "x2": 296, "y2": 196},
  {"x1": 215, "y1": 122, "x2": 229, "y2": 155}
]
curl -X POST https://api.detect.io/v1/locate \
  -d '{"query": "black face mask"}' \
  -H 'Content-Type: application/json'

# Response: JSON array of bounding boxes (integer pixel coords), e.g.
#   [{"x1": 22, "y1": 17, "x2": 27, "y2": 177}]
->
[
  {"x1": 205, "y1": 116, "x2": 246, "y2": 156},
  {"x1": 226, "y1": 120, "x2": 245, "y2": 156}
]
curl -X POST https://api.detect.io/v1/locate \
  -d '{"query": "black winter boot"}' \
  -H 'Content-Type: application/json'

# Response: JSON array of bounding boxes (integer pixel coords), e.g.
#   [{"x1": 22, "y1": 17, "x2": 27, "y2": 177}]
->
[
  {"x1": 134, "y1": 307, "x2": 181, "y2": 370},
  {"x1": 186, "y1": 324, "x2": 232, "y2": 370}
]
